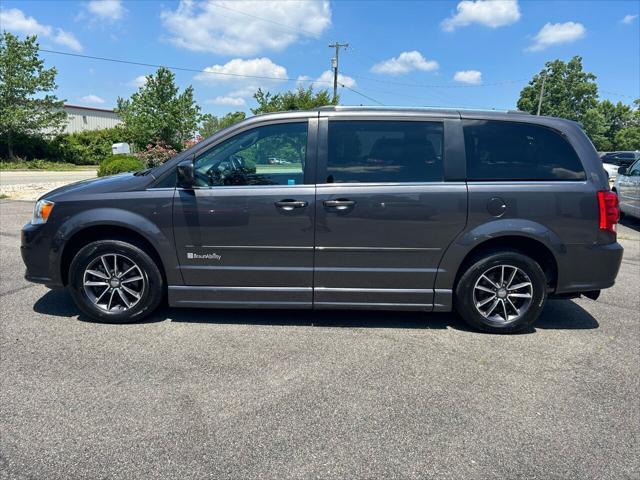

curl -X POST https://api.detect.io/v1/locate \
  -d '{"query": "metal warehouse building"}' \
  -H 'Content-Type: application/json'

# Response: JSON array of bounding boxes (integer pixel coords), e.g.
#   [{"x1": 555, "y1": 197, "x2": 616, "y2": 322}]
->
[{"x1": 63, "y1": 104, "x2": 122, "y2": 133}]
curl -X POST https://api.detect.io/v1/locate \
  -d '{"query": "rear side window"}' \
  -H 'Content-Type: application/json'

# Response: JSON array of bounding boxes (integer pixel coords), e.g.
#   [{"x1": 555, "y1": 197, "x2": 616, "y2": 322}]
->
[
  {"x1": 463, "y1": 120, "x2": 586, "y2": 181},
  {"x1": 326, "y1": 121, "x2": 444, "y2": 183}
]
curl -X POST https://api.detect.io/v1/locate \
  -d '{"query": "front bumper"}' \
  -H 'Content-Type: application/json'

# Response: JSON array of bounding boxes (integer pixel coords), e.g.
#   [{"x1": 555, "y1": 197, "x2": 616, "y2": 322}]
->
[
  {"x1": 21, "y1": 222, "x2": 64, "y2": 288},
  {"x1": 555, "y1": 241, "x2": 624, "y2": 294}
]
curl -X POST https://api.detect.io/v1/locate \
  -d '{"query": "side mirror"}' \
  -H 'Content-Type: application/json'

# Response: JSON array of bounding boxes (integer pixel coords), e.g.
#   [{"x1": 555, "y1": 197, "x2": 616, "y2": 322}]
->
[
  {"x1": 177, "y1": 159, "x2": 195, "y2": 188},
  {"x1": 618, "y1": 166, "x2": 628, "y2": 175}
]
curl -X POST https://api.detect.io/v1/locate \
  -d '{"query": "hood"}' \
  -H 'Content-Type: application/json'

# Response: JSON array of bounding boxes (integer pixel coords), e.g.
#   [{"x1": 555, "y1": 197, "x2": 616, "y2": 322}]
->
[{"x1": 41, "y1": 172, "x2": 154, "y2": 201}]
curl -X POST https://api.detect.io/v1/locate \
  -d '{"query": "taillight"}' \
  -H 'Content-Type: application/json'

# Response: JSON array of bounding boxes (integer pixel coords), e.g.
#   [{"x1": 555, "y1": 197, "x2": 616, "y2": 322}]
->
[{"x1": 597, "y1": 190, "x2": 619, "y2": 235}]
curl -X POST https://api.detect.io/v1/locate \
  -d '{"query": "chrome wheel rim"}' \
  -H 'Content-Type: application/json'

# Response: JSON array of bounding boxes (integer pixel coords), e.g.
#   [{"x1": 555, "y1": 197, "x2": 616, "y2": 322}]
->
[
  {"x1": 473, "y1": 264, "x2": 533, "y2": 323},
  {"x1": 83, "y1": 254, "x2": 145, "y2": 313}
]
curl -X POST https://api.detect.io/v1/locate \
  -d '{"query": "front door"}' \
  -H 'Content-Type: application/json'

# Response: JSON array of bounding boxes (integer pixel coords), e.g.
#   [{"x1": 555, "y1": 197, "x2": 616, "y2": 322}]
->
[
  {"x1": 172, "y1": 119, "x2": 317, "y2": 308},
  {"x1": 313, "y1": 117, "x2": 468, "y2": 310}
]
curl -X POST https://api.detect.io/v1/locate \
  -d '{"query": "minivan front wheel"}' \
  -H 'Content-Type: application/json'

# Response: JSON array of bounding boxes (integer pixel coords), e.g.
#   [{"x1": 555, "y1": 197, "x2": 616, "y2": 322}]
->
[
  {"x1": 455, "y1": 251, "x2": 547, "y2": 333},
  {"x1": 68, "y1": 240, "x2": 164, "y2": 323}
]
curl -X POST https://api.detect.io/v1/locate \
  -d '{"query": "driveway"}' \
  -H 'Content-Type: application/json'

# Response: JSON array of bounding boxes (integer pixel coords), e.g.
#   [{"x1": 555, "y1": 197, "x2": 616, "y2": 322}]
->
[
  {"x1": 1, "y1": 199, "x2": 638, "y2": 479},
  {"x1": 0, "y1": 169, "x2": 97, "y2": 200}
]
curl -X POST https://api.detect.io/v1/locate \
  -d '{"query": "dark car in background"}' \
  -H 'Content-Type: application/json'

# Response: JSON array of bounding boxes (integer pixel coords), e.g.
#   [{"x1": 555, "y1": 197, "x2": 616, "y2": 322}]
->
[
  {"x1": 21, "y1": 107, "x2": 623, "y2": 333},
  {"x1": 601, "y1": 151, "x2": 640, "y2": 181}
]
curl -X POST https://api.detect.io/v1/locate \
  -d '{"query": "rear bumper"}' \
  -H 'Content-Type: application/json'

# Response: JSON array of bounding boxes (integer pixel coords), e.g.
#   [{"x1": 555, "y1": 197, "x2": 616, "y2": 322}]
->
[{"x1": 555, "y1": 241, "x2": 623, "y2": 294}]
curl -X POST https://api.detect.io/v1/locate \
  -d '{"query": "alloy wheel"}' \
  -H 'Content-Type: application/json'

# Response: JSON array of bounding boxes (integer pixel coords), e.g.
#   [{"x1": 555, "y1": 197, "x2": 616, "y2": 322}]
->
[
  {"x1": 473, "y1": 264, "x2": 533, "y2": 323},
  {"x1": 83, "y1": 253, "x2": 145, "y2": 313}
]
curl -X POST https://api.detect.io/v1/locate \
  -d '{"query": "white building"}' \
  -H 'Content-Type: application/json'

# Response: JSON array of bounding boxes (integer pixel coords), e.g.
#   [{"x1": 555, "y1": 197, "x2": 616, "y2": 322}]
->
[{"x1": 63, "y1": 104, "x2": 122, "y2": 133}]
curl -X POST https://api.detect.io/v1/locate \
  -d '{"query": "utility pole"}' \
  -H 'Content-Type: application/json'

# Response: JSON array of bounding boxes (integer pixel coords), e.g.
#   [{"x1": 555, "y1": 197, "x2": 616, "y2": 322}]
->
[
  {"x1": 329, "y1": 42, "x2": 349, "y2": 105},
  {"x1": 536, "y1": 72, "x2": 546, "y2": 116}
]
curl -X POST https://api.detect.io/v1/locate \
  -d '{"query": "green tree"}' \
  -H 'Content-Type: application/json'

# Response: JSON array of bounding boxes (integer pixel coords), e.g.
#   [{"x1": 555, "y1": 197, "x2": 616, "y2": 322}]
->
[
  {"x1": 517, "y1": 56, "x2": 598, "y2": 121},
  {"x1": 200, "y1": 111, "x2": 246, "y2": 137},
  {"x1": 116, "y1": 67, "x2": 200, "y2": 151},
  {"x1": 0, "y1": 32, "x2": 66, "y2": 159},
  {"x1": 581, "y1": 108, "x2": 610, "y2": 150},
  {"x1": 614, "y1": 126, "x2": 640, "y2": 150},
  {"x1": 596, "y1": 100, "x2": 634, "y2": 146},
  {"x1": 251, "y1": 86, "x2": 333, "y2": 115}
]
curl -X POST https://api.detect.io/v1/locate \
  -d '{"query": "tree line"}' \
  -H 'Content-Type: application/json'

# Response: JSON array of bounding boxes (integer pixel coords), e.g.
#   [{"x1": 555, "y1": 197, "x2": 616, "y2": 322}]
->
[
  {"x1": 1, "y1": 32, "x2": 638, "y2": 166},
  {"x1": 517, "y1": 56, "x2": 639, "y2": 151}
]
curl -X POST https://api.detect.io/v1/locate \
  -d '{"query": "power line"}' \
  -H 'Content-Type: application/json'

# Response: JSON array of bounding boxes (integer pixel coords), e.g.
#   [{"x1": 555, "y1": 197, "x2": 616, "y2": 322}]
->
[
  {"x1": 345, "y1": 71, "x2": 529, "y2": 89},
  {"x1": 210, "y1": 3, "x2": 321, "y2": 38},
  {"x1": 38, "y1": 48, "x2": 331, "y2": 84},
  {"x1": 38, "y1": 48, "x2": 386, "y2": 105},
  {"x1": 600, "y1": 90, "x2": 639, "y2": 100},
  {"x1": 340, "y1": 84, "x2": 384, "y2": 106}
]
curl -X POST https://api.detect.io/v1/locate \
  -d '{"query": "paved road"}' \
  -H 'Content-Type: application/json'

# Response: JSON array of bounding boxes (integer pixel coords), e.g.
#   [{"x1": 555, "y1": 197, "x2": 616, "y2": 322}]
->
[
  {"x1": 0, "y1": 169, "x2": 97, "y2": 186},
  {"x1": 1, "y1": 200, "x2": 638, "y2": 480}
]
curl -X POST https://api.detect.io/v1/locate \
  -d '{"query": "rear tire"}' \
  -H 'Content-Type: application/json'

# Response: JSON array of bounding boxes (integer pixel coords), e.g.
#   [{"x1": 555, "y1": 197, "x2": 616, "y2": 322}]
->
[
  {"x1": 455, "y1": 251, "x2": 547, "y2": 333},
  {"x1": 68, "y1": 240, "x2": 164, "y2": 323}
]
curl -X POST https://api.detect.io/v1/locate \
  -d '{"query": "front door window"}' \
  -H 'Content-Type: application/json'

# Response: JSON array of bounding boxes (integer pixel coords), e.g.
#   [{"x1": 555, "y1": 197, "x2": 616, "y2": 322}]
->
[{"x1": 194, "y1": 122, "x2": 307, "y2": 187}]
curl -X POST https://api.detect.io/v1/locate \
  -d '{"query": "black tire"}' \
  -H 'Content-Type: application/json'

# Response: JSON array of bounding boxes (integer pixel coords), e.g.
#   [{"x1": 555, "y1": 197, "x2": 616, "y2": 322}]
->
[
  {"x1": 68, "y1": 240, "x2": 164, "y2": 323},
  {"x1": 455, "y1": 251, "x2": 547, "y2": 334}
]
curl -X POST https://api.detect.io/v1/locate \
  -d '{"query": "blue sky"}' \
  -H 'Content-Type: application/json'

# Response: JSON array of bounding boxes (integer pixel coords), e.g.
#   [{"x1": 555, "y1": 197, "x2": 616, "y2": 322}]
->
[{"x1": 1, "y1": 0, "x2": 639, "y2": 115}]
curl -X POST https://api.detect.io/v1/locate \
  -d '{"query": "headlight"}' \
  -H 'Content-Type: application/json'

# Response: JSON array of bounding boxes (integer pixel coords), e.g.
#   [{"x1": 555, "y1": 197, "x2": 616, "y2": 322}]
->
[{"x1": 31, "y1": 199, "x2": 55, "y2": 225}]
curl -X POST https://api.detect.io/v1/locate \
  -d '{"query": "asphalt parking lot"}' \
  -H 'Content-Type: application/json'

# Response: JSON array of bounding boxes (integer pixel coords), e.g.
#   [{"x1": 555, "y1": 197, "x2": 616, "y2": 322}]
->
[{"x1": 1, "y1": 199, "x2": 638, "y2": 480}]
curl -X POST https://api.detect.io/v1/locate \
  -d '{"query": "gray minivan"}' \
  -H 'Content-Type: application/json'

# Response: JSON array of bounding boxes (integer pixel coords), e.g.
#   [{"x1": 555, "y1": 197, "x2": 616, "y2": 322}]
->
[{"x1": 21, "y1": 107, "x2": 623, "y2": 333}]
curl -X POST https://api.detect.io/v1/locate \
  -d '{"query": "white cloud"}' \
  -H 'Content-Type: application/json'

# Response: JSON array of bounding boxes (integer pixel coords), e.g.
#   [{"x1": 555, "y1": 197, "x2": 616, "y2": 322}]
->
[
  {"x1": 371, "y1": 51, "x2": 439, "y2": 75},
  {"x1": 316, "y1": 70, "x2": 356, "y2": 88},
  {"x1": 195, "y1": 57, "x2": 288, "y2": 103},
  {"x1": 0, "y1": 8, "x2": 52, "y2": 36},
  {"x1": 0, "y1": 8, "x2": 82, "y2": 51},
  {"x1": 527, "y1": 22, "x2": 586, "y2": 51},
  {"x1": 80, "y1": 94, "x2": 106, "y2": 104},
  {"x1": 453, "y1": 70, "x2": 482, "y2": 84},
  {"x1": 206, "y1": 96, "x2": 247, "y2": 106},
  {"x1": 296, "y1": 75, "x2": 313, "y2": 88},
  {"x1": 441, "y1": 0, "x2": 521, "y2": 32},
  {"x1": 621, "y1": 14, "x2": 638, "y2": 24},
  {"x1": 86, "y1": 0, "x2": 125, "y2": 21},
  {"x1": 53, "y1": 29, "x2": 83, "y2": 52},
  {"x1": 195, "y1": 57, "x2": 288, "y2": 84},
  {"x1": 160, "y1": 0, "x2": 331, "y2": 56},
  {"x1": 128, "y1": 75, "x2": 148, "y2": 88}
]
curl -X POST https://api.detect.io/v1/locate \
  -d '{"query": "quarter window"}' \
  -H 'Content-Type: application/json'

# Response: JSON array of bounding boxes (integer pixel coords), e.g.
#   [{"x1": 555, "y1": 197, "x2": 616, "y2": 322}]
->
[
  {"x1": 326, "y1": 121, "x2": 444, "y2": 183},
  {"x1": 194, "y1": 122, "x2": 307, "y2": 187},
  {"x1": 463, "y1": 120, "x2": 586, "y2": 181}
]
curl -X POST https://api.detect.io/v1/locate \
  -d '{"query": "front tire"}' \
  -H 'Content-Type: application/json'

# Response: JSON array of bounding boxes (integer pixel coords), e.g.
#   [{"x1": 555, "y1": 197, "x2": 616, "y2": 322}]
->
[
  {"x1": 68, "y1": 240, "x2": 164, "y2": 323},
  {"x1": 455, "y1": 251, "x2": 547, "y2": 333}
]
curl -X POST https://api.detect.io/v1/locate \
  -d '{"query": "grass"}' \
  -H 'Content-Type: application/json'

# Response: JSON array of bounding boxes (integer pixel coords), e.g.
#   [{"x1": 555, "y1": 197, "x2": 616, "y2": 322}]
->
[
  {"x1": 255, "y1": 163, "x2": 303, "y2": 174},
  {"x1": 0, "y1": 194, "x2": 8, "y2": 200},
  {"x1": 0, "y1": 160, "x2": 97, "y2": 171}
]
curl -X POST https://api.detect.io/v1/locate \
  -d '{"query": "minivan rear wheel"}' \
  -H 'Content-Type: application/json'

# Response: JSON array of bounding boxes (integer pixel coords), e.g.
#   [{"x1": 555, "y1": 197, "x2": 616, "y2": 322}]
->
[
  {"x1": 68, "y1": 240, "x2": 164, "y2": 323},
  {"x1": 455, "y1": 251, "x2": 547, "y2": 333}
]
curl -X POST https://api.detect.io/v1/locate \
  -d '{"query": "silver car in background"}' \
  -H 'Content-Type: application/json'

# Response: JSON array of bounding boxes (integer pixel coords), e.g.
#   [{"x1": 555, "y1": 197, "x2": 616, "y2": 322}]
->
[{"x1": 613, "y1": 158, "x2": 640, "y2": 219}]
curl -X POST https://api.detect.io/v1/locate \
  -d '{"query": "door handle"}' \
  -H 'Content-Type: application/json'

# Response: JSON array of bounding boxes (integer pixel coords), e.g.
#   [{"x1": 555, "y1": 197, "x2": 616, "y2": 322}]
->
[
  {"x1": 275, "y1": 199, "x2": 308, "y2": 211},
  {"x1": 323, "y1": 199, "x2": 356, "y2": 211}
]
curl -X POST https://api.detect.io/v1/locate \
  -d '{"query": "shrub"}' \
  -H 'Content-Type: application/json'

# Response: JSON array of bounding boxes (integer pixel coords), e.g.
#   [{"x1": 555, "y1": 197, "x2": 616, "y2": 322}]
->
[
  {"x1": 98, "y1": 155, "x2": 145, "y2": 177},
  {"x1": 135, "y1": 142, "x2": 178, "y2": 168},
  {"x1": 0, "y1": 159, "x2": 84, "y2": 170},
  {"x1": 50, "y1": 126, "x2": 131, "y2": 165}
]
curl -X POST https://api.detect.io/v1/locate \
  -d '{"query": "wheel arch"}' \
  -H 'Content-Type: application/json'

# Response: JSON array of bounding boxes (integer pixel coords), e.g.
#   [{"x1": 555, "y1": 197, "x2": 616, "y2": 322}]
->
[
  {"x1": 435, "y1": 219, "x2": 563, "y2": 294},
  {"x1": 452, "y1": 235, "x2": 558, "y2": 291},
  {"x1": 55, "y1": 208, "x2": 177, "y2": 286}
]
